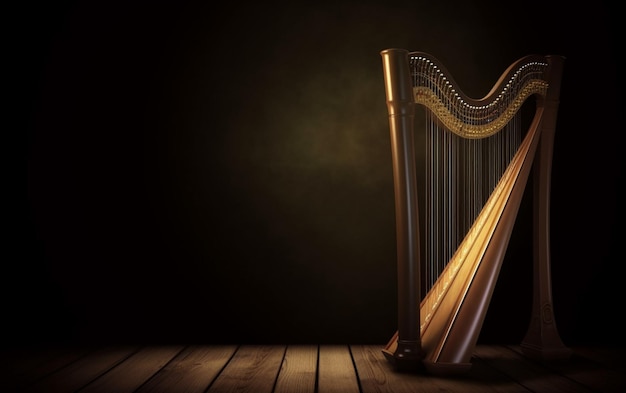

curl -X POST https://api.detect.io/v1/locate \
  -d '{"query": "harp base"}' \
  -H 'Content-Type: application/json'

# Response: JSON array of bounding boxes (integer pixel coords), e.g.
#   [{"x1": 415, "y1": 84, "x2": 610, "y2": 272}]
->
[
  {"x1": 521, "y1": 311, "x2": 572, "y2": 361},
  {"x1": 382, "y1": 348, "x2": 473, "y2": 375},
  {"x1": 382, "y1": 346, "x2": 425, "y2": 373}
]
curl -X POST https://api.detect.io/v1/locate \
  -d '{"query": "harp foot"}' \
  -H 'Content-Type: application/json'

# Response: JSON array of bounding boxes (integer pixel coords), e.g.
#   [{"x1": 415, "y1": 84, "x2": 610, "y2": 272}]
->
[
  {"x1": 521, "y1": 310, "x2": 572, "y2": 361},
  {"x1": 382, "y1": 341, "x2": 425, "y2": 373}
]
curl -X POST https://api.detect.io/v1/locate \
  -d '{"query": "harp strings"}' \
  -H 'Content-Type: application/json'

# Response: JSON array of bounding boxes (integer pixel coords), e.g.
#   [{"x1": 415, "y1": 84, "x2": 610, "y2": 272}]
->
[{"x1": 415, "y1": 57, "x2": 526, "y2": 295}]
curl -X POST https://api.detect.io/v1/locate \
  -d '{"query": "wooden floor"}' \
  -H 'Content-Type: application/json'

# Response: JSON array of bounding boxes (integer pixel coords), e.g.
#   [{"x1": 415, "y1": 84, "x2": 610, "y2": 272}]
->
[{"x1": 2, "y1": 344, "x2": 624, "y2": 393}]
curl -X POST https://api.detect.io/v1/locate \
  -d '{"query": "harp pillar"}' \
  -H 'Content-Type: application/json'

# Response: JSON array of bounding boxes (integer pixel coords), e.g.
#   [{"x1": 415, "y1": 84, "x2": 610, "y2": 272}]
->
[
  {"x1": 521, "y1": 55, "x2": 572, "y2": 360},
  {"x1": 380, "y1": 48, "x2": 424, "y2": 370}
]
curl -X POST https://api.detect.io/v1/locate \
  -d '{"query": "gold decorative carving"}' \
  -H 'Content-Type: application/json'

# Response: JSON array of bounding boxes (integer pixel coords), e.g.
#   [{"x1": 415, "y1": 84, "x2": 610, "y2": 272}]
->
[{"x1": 414, "y1": 80, "x2": 548, "y2": 139}]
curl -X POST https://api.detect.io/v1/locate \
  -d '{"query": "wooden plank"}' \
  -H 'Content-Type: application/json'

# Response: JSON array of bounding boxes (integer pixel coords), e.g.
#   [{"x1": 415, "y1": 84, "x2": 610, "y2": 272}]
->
[
  {"x1": 508, "y1": 345, "x2": 626, "y2": 393},
  {"x1": 570, "y1": 346, "x2": 626, "y2": 374},
  {"x1": 352, "y1": 345, "x2": 531, "y2": 393},
  {"x1": 0, "y1": 346, "x2": 92, "y2": 391},
  {"x1": 274, "y1": 345, "x2": 318, "y2": 393},
  {"x1": 318, "y1": 345, "x2": 360, "y2": 393},
  {"x1": 23, "y1": 346, "x2": 139, "y2": 393},
  {"x1": 3, "y1": 344, "x2": 623, "y2": 393},
  {"x1": 466, "y1": 356, "x2": 533, "y2": 392},
  {"x1": 475, "y1": 345, "x2": 596, "y2": 393},
  {"x1": 206, "y1": 345, "x2": 285, "y2": 393},
  {"x1": 136, "y1": 345, "x2": 237, "y2": 393},
  {"x1": 78, "y1": 346, "x2": 184, "y2": 393}
]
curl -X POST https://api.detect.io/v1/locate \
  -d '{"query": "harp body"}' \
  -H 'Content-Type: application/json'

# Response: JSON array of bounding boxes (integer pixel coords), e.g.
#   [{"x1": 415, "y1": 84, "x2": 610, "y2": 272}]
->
[{"x1": 380, "y1": 49, "x2": 570, "y2": 375}]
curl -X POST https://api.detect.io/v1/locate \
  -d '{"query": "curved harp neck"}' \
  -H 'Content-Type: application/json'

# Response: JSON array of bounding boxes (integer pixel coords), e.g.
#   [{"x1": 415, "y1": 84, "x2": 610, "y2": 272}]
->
[{"x1": 408, "y1": 52, "x2": 551, "y2": 138}]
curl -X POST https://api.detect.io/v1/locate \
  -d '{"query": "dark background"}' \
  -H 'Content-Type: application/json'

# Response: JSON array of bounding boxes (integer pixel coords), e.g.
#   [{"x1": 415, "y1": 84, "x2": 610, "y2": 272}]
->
[{"x1": 12, "y1": 0, "x2": 623, "y2": 348}]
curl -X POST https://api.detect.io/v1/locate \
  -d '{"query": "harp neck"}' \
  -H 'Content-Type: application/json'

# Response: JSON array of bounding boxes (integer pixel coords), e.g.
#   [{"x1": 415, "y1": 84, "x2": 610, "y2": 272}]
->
[{"x1": 409, "y1": 52, "x2": 551, "y2": 138}]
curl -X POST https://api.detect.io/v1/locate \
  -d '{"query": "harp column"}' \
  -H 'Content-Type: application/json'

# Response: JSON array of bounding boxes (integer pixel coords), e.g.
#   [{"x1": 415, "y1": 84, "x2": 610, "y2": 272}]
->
[
  {"x1": 381, "y1": 48, "x2": 424, "y2": 369},
  {"x1": 521, "y1": 55, "x2": 571, "y2": 360}
]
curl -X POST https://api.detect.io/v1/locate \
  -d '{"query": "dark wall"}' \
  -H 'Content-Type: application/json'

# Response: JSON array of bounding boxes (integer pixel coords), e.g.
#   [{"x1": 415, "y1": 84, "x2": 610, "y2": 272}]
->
[{"x1": 13, "y1": 0, "x2": 623, "y2": 347}]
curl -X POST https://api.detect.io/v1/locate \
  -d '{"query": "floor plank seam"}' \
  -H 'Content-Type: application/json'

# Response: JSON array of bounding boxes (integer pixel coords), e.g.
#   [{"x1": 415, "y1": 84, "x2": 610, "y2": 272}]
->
[
  {"x1": 76, "y1": 346, "x2": 143, "y2": 392},
  {"x1": 348, "y1": 345, "x2": 364, "y2": 393},
  {"x1": 24, "y1": 347, "x2": 97, "y2": 390},
  {"x1": 133, "y1": 345, "x2": 189, "y2": 393},
  {"x1": 314, "y1": 344, "x2": 320, "y2": 393},
  {"x1": 203, "y1": 344, "x2": 240, "y2": 393},
  {"x1": 270, "y1": 345, "x2": 289, "y2": 393},
  {"x1": 472, "y1": 348, "x2": 533, "y2": 391}
]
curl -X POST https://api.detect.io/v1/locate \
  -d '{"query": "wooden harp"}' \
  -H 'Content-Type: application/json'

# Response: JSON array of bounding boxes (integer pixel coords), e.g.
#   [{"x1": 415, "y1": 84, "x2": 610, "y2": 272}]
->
[{"x1": 380, "y1": 49, "x2": 571, "y2": 375}]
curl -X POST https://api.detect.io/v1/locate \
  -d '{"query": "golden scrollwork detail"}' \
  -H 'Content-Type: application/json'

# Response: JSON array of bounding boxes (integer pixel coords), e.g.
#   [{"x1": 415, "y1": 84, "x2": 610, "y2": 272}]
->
[{"x1": 414, "y1": 80, "x2": 548, "y2": 139}]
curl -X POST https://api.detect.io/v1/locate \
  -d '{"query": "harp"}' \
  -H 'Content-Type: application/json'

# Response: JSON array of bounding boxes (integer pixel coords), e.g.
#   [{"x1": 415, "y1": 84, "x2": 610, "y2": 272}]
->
[{"x1": 380, "y1": 49, "x2": 571, "y2": 375}]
